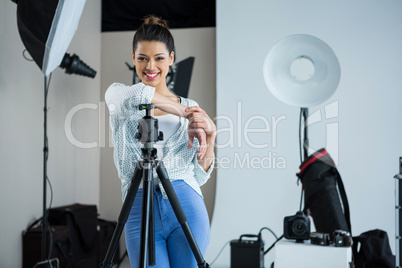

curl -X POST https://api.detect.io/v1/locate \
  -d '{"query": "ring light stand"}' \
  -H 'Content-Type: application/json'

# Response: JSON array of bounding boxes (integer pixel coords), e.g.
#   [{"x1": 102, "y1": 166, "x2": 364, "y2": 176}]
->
[{"x1": 263, "y1": 34, "x2": 341, "y2": 160}]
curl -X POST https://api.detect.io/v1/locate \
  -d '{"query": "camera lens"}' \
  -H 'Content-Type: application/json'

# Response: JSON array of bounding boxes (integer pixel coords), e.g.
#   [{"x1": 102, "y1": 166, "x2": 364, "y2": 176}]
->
[{"x1": 292, "y1": 219, "x2": 308, "y2": 235}]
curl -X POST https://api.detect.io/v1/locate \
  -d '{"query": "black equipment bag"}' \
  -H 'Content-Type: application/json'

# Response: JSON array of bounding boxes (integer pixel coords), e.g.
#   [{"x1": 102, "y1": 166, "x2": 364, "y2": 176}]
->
[
  {"x1": 97, "y1": 218, "x2": 120, "y2": 265},
  {"x1": 22, "y1": 224, "x2": 73, "y2": 268},
  {"x1": 352, "y1": 229, "x2": 395, "y2": 268},
  {"x1": 230, "y1": 234, "x2": 264, "y2": 268},
  {"x1": 22, "y1": 204, "x2": 119, "y2": 267},
  {"x1": 47, "y1": 203, "x2": 99, "y2": 267},
  {"x1": 297, "y1": 148, "x2": 351, "y2": 237}
]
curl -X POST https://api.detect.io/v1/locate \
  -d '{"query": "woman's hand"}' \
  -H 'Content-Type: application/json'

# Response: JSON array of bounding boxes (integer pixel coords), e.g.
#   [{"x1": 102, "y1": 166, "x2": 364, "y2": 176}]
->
[
  {"x1": 186, "y1": 106, "x2": 216, "y2": 161},
  {"x1": 188, "y1": 124, "x2": 207, "y2": 159},
  {"x1": 186, "y1": 106, "x2": 216, "y2": 136}
]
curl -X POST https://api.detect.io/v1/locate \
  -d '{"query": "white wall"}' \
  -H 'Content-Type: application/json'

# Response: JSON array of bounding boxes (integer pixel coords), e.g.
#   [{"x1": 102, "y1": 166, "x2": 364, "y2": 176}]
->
[
  {"x1": 0, "y1": 1, "x2": 101, "y2": 267},
  {"x1": 209, "y1": 0, "x2": 402, "y2": 267}
]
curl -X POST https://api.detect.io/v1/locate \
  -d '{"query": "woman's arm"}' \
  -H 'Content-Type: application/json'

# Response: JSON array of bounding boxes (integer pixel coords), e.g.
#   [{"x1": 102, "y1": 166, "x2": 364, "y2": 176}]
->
[
  {"x1": 105, "y1": 83, "x2": 209, "y2": 160},
  {"x1": 106, "y1": 83, "x2": 188, "y2": 118},
  {"x1": 185, "y1": 106, "x2": 216, "y2": 171},
  {"x1": 196, "y1": 132, "x2": 216, "y2": 171},
  {"x1": 151, "y1": 91, "x2": 188, "y2": 117},
  {"x1": 151, "y1": 91, "x2": 208, "y2": 159}
]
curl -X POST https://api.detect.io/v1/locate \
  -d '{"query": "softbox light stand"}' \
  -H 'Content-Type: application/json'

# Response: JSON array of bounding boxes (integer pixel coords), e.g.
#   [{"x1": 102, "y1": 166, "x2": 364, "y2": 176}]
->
[
  {"x1": 42, "y1": 75, "x2": 50, "y2": 262},
  {"x1": 13, "y1": 0, "x2": 96, "y2": 265}
]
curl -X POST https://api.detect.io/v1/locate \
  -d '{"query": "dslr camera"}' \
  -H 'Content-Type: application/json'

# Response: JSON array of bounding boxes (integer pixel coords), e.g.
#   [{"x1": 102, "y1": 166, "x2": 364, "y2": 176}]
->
[{"x1": 284, "y1": 211, "x2": 310, "y2": 243}]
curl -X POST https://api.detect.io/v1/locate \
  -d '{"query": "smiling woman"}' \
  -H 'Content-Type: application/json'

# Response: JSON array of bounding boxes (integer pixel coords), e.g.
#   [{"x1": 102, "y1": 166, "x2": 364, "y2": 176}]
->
[
  {"x1": 104, "y1": 15, "x2": 216, "y2": 268},
  {"x1": 132, "y1": 41, "x2": 174, "y2": 91}
]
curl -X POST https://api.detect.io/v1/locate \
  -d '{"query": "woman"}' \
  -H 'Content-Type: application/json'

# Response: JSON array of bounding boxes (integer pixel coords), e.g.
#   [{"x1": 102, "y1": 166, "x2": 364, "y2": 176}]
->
[{"x1": 105, "y1": 15, "x2": 216, "y2": 267}]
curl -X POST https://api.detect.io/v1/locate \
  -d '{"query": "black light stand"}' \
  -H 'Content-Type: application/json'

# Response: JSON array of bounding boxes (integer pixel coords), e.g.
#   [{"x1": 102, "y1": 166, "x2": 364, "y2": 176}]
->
[
  {"x1": 102, "y1": 104, "x2": 210, "y2": 268},
  {"x1": 301, "y1": 107, "x2": 309, "y2": 161},
  {"x1": 298, "y1": 107, "x2": 309, "y2": 212},
  {"x1": 395, "y1": 157, "x2": 402, "y2": 268},
  {"x1": 42, "y1": 75, "x2": 50, "y2": 262}
]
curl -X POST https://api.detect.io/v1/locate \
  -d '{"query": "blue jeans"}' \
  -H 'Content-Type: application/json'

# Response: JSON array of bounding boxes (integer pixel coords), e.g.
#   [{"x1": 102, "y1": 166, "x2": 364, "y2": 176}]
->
[{"x1": 125, "y1": 180, "x2": 210, "y2": 268}]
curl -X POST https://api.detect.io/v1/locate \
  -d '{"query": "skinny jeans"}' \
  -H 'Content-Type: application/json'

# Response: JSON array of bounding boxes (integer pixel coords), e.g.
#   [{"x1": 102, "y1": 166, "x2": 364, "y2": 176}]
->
[{"x1": 125, "y1": 180, "x2": 210, "y2": 268}]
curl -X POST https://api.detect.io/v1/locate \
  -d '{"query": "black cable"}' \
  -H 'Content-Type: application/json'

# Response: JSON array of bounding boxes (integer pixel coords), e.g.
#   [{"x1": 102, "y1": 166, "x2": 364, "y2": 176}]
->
[
  {"x1": 264, "y1": 235, "x2": 284, "y2": 255},
  {"x1": 298, "y1": 108, "x2": 303, "y2": 164},
  {"x1": 258, "y1": 227, "x2": 278, "y2": 240},
  {"x1": 22, "y1": 49, "x2": 34, "y2": 61},
  {"x1": 299, "y1": 187, "x2": 304, "y2": 212},
  {"x1": 43, "y1": 74, "x2": 54, "y2": 260},
  {"x1": 210, "y1": 240, "x2": 231, "y2": 266},
  {"x1": 47, "y1": 175, "x2": 54, "y2": 215},
  {"x1": 47, "y1": 224, "x2": 54, "y2": 260},
  {"x1": 116, "y1": 250, "x2": 128, "y2": 268}
]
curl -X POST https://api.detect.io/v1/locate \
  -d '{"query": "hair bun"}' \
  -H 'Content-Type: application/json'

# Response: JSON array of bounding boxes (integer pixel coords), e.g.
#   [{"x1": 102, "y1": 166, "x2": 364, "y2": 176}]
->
[{"x1": 143, "y1": 15, "x2": 169, "y2": 29}]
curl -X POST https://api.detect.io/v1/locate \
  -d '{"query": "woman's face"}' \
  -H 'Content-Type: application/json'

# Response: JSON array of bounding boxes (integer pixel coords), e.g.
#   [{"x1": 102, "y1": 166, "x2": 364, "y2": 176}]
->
[{"x1": 132, "y1": 41, "x2": 174, "y2": 89}]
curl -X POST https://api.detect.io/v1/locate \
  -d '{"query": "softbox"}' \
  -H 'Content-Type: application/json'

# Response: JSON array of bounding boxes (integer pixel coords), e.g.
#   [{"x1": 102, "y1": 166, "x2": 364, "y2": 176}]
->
[{"x1": 15, "y1": 0, "x2": 95, "y2": 77}]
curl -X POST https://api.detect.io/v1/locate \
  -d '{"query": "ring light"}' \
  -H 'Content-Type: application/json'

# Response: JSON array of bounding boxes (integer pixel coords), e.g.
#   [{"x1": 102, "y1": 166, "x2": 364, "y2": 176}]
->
[{"x1": 263, "y1": 34, "x2": 341, "y2": 107}]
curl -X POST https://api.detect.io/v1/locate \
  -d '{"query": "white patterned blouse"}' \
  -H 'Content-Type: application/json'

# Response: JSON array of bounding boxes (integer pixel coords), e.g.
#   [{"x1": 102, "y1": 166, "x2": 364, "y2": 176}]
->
[{"x1": 105, "y1": 82, "x2": 214, "y2": 200}]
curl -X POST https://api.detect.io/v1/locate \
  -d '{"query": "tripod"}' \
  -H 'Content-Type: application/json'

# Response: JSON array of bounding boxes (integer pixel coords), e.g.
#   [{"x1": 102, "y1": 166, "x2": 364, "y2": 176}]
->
[{"x1": 102, "y1": 104, "x2": 210, "y2": 268}]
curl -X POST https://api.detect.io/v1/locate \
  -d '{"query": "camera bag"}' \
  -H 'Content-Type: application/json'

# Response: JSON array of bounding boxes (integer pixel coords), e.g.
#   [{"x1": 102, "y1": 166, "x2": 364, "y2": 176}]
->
[{"x1": 297, "y1": 148, "x2": 351, "y2": 237}]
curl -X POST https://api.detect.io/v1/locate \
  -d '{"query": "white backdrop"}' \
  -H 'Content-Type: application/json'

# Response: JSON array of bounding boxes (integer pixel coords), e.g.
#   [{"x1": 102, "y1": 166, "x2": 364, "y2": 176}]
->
[{"x1": 207, "y1": 0, "x2": 402, "y2": 266}]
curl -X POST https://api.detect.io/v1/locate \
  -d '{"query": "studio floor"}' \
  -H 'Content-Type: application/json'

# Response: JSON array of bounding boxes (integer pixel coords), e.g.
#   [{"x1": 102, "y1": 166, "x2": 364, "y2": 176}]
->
[{"x1": 117, "y1": 259, "x2": 130, "y2": 268}]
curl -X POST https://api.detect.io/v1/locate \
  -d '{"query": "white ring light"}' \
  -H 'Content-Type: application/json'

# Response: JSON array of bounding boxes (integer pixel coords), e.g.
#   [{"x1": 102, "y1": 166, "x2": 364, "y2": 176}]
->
[{"x1": 263, "y1": 34, "x2": 341, "y2": 107}]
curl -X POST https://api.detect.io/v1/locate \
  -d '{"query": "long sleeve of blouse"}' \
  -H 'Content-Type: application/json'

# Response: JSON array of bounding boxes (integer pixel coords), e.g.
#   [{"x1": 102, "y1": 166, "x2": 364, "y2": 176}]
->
[{"x1": 105, "y1": 82, "x2": 214, "y2": 200}]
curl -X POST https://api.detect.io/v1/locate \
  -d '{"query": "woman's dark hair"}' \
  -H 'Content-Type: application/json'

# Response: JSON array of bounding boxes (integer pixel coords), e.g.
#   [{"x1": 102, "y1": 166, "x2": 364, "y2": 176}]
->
[{"x1": 132, "y1": 15, "x2": 175, "y2": 54}]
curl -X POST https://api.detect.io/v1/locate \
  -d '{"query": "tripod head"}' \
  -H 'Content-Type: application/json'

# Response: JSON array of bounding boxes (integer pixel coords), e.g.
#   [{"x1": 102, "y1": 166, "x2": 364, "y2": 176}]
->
[{"x1": 135, "y1": 104, "x2": 164, "y2": 160}]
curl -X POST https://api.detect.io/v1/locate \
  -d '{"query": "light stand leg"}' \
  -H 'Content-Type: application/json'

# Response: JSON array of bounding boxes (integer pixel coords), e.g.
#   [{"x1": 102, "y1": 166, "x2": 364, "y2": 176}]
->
[
  {"x1": 156, "y1": 162, "x2": 210, "y2": 268},
  {"x1": 102, "y1": 164, "x2": 143, "y2": 268}
]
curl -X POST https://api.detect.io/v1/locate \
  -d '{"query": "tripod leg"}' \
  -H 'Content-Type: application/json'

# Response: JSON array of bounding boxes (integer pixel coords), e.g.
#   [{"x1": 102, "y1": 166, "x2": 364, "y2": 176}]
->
[
  {"x1": 102, "y1": 163, "x2": 143, "y2": 268},
  {"x1": 148, "y1": 179, "x2": 156, "y2": 266},
  {"x1": 138, "y1": 161, "x2": 154, "y2": 268},
  {"x1": 156, "y1": 162, "x2": 210, "y2": 268}
]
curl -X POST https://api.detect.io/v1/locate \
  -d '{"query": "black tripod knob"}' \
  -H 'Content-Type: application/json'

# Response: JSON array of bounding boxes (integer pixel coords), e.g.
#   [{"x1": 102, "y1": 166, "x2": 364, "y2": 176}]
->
[{"x1": 158, "y1": 132, "x2": 163, "y2": 141}]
